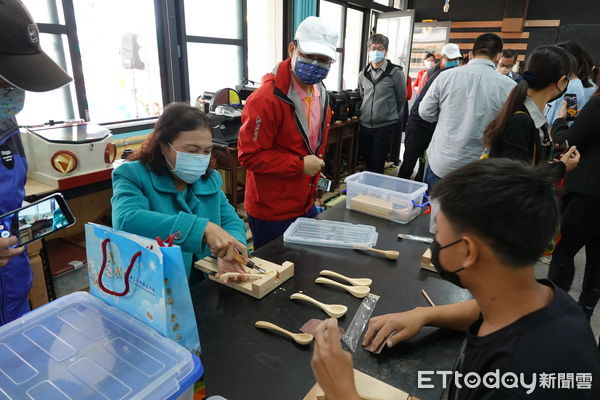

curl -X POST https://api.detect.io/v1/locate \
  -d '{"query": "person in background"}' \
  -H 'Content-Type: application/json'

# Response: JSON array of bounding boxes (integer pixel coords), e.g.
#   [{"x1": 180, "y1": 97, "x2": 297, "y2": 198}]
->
[
  {"x1": 0, "y1": 0, "x2": 72, "y2": 325},
  {"x1": 546, "y1": 41, "x2": 596, "y2": 124},
  {"x1": 112, "y1": 103, "x2": 247, "y2": 284},
  {"x1": 413, "y1": 52, "x2": 436, "y2": 95},
  {"x1": 398, "y1": 43, "x2": 462, "y2": 180},
  {"x1": 311, "y1": 159, "x2": 600, "y2": 400},
  {"x1": 357, "y1": 33, "x2": 406, "y2": 174},
  {"x1": 497, "y1": 49, "x2": 522, "y2": 82},
  {"x1": 485, "y1": 46, "x2": 580, "y2": 176},
  {"x1": 238, "y1": 17, "x2": 335, "y2": 249},
  {"x1": 419, "y1": 33, "x2": 516, "y2": 189},
  {"x1": 548, "y1": 86, "x2": 600, "y2": 321},
  {"x1": 415, "y1": 45, "x2": 460, "y2": 94}
]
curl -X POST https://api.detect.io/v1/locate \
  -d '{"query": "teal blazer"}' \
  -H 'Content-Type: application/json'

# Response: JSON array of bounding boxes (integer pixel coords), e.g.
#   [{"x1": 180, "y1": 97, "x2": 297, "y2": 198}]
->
[{"x1": 111, "y1": 161, "x2": 247, "y2": 276}]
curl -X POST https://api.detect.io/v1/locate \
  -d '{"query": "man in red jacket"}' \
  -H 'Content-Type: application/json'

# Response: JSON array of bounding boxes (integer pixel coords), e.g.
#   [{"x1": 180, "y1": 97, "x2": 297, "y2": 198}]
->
[{"x1": 238, "y1": 17, "x2": 337, "y2": 249}]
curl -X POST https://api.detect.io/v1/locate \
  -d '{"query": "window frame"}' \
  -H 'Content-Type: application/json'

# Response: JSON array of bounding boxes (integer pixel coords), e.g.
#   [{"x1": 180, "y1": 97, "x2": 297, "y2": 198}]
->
[
  {"x1": 21, "y1": 0, "x2": 295, "y2": 131},
  {"x1": 317, "y1": 0, "x2": 373, "y2": 91}
]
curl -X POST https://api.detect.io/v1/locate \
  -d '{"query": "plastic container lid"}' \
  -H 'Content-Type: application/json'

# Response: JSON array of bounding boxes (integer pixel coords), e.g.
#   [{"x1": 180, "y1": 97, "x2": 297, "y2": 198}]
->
[
  {"x1": 0, "y1": 292, "x2": 201, "y2": 400},
  {"x1": 283, "y1": 218, "x2": 378, "y2": 249}
]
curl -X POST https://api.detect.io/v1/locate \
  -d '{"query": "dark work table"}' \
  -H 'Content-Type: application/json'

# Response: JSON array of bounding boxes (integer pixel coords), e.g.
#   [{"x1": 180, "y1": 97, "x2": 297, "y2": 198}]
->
[{"x1": 192, "y1": 204, "x2": 471, "y2": 400}]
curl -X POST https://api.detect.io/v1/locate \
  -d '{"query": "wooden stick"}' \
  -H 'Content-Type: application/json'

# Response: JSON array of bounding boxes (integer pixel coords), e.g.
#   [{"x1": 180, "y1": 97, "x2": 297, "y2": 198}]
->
[{"x1": 421, "y1": 289, "x2": 436, "y2": 307}]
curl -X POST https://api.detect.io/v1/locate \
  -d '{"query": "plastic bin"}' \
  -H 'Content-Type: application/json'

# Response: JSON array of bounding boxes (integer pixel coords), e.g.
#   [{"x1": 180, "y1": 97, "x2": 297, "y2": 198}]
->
[
  {"x1": 283, "y1": 217, "x2": 378, "y2": 249},
  {"x1": 345, "y1": 171, "x2": 428, "y2": 224},
  {"x1": 0, "y1": 292, "x2": 203, "y2": 400}
]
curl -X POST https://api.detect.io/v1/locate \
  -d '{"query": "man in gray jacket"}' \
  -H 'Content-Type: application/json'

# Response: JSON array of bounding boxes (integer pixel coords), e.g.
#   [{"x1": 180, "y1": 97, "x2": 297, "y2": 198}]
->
[{"x1": 358, "y1": 34, "x2": 406, "y2": 174}]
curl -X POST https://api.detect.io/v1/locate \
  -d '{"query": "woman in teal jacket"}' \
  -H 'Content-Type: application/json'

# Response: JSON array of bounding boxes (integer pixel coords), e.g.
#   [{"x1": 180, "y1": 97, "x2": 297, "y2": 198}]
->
[{"x1": 112, "y1": 103, "x2": 248, "y2": 281}]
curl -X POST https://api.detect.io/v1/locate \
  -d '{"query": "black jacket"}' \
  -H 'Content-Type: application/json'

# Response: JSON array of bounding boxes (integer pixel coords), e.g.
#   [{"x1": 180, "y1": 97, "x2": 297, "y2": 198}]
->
[
  {"x1": 488, "y1": 107, "x2": 565, "y2": 180},
  {"x1": 552, "y1": 96, "x2": 600, "y2": 198}
]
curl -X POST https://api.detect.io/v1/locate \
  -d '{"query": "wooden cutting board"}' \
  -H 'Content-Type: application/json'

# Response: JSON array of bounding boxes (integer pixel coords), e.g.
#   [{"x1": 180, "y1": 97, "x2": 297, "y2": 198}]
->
[
  {"x1": 194, "y1": 256, "x2": 294, "y2": 299},
  {"x1": 303, "y1": 369, "x2": 418, "y2": 400}
]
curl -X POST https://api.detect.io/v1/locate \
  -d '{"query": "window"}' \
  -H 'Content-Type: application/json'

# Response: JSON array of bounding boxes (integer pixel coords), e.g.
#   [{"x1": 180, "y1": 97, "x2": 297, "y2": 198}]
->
[
  {"x1": 342, "y1": 8, "x2": 364, "y2": 90},
  {"x1": 21, "y1": 0, "x2": 64, "y2": 24},
  {"x1": 183, "y1": 0, "x2": 245, "y2": 99},
  {"x1": 374, "y1": 0, "x2": 390, "y2": 6},
  {"x1": 17, "y1": 0, "x2": 286, "y2": 128},
  {"x1": 247, "y1": 0, "x2": 284, "y2": 83},
  {"x1": 18, "y1": 33, "x2": 76, "y2": 126},
  {"x1": 73, "y1": 0, "x2": 163, "y2": 122},
  {"x1": 319, "y1": 1, "x2": 366, "y2": 91},
  {"x1": 318, "y1": 0, "x2": 343, "y2": 91}
]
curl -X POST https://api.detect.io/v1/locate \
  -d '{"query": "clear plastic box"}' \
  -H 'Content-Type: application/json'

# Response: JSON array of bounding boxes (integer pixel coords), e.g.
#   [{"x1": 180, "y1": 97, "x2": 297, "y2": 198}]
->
[
  {"x1": 283, "y1": 217, "x2": 378, "y2": 249},
  {"x1": 345, "y1": 172, "x2": 428, "y2": 224},
  {"x1": 0, "y1": 292, "x2": 202, "y2": 400}
]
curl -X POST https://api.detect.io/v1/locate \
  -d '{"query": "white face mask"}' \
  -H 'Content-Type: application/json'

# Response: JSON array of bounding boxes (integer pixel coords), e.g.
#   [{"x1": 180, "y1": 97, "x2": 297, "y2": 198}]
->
[{"x1": 424, "y1": 60, "x2": 434, "y2": 69}]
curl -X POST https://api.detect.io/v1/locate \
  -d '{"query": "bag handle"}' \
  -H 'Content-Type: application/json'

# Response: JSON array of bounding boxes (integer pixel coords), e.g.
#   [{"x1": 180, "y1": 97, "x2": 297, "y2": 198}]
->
[{"x1": 98, "y1": 238, "x2": 142, "y2": 297}]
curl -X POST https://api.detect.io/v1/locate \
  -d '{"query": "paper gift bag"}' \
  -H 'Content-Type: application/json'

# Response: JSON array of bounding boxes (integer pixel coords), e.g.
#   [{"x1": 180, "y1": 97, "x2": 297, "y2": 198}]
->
[{"x1": 85, "y1": 223, "x2": 201, "y2": 355}]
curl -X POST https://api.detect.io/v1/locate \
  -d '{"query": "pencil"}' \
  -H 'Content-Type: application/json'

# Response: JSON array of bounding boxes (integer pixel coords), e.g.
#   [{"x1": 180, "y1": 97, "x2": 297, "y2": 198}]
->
[{"x1": 421, "y1": 289, "x2": 436, "y2": 307}]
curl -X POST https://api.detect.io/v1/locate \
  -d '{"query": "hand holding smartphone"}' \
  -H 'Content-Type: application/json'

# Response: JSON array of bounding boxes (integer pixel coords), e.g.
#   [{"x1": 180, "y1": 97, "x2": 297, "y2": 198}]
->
[{"x1": 0, "y1": 193, "x2": 75, "y2": 248}]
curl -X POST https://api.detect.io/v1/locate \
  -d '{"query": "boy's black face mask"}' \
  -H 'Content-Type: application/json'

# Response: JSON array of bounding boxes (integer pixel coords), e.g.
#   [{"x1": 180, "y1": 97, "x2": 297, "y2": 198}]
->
[{"x1": 430, "y1": 238, "x2": 466, "y2": 288}]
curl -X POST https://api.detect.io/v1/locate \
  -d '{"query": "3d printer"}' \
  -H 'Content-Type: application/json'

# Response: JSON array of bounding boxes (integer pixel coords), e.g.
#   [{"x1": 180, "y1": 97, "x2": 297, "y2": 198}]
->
[{"x1": 21, "y1": 123, "x2": 117, "y2": 190}]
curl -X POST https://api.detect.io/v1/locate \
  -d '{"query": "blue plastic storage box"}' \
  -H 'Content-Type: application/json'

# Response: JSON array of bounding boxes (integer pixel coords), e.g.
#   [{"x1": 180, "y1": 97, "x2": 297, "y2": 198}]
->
[{"x1": 0, "y1": 291, "x2": 202, "y2": 400}]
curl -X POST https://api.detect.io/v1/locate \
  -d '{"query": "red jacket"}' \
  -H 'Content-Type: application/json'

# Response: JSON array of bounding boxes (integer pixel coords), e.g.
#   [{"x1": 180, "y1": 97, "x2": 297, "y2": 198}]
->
[{"x1": 238, "y1": 58, "x2": 331, "y2": 221}]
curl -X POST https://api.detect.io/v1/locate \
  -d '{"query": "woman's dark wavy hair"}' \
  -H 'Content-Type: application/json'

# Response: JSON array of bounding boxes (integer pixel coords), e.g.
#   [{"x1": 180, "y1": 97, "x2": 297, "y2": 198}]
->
[
  {"x1": 484, "y1": 46, "x2": 574, "y2": 149},
  {"x1": 129, "y1": 102, "x2": 213, "y2": 180},
  {"x1": 558, "y1": 41, "x2": 594, "y2": 88}
]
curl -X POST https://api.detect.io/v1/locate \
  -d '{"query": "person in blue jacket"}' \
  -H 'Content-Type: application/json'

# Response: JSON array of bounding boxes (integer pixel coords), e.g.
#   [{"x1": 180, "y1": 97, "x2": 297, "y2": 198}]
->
[
  {"x1": 112, "y1": 103, "x2": 248, "y2": 282},
  {"x1": 0, "y1": 0, "x2": 71, "y2": 325},
  {"x1": 0, "y1": 0, "x2": 72, "y2": 326}
]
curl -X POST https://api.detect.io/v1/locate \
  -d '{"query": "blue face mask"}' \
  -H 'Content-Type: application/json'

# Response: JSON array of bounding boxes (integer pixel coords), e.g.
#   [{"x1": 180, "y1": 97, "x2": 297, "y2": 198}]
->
[
  {"x1": 446, "y1": 60, "x2": 459, "y2": 68},
  {"x1": 0, "y1": 86, "x2": 26, "y2": 122},
  {"x1": 369, "y1": 50, "x2": 385, "y2": 63},
  {"x1": 166, "y1": 143, "x2": 211, "y2": 184},
  {"x1": 293, "y1": 55, "x2": 330, "y2": 85}
]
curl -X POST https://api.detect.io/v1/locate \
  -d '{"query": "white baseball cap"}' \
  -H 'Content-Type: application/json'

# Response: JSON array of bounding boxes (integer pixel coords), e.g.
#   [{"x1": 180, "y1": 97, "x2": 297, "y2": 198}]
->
[
  {"x1": 441, "y1": 43, "x2": 462, "y2": 60},
  {"x1": 294, "y1": 16, "x2": 338, "y2": 60}
]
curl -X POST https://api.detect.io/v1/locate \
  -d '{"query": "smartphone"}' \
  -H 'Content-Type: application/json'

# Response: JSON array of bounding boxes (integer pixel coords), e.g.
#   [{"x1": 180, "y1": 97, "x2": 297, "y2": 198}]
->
[
  {"x1": 565, "y1": 94, "x2": 578, "y2": 122},
  {"x1": 0, "y1": 193, "x2": 75, "y2": 247},
  {"x1": 317, "y1": 177, "x2": 332, "y2": 192}
]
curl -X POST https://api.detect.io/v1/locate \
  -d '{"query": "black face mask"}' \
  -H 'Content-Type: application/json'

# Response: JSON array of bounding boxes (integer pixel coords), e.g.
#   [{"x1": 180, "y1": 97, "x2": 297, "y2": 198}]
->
[
  {"x1": 430, "y1": 238, "x2": 466, "y2": 288},
  {"x1": 548, "y1": 81, "x2": 568, "y2": 104}
]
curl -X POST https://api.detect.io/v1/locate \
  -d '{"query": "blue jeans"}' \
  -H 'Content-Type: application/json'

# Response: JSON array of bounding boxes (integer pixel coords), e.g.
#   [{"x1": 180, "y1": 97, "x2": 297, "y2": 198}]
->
[
  {"x1": 248, "y1": 205, "x2": 319, "y2": 250},
  {"x1": 424, "y1": 165, "x2": 442, "y2": 193}
]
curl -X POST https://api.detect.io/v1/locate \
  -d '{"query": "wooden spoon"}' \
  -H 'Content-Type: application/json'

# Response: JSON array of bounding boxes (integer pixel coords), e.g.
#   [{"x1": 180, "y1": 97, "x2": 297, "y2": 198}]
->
[
  {"x1": 315, "y1": 277, "x2": 370, "y2": 298},
  {"x1": 290, "y1": 293, "x2": 348, "y2": 318},
  {"x1": 319, "y1": 269, "x2": 372, "y2": 287},
  {"x1": 255, "y1": 321, "x2": 313, "y2": 345},
  {"x1": 354, "y1": 247, "x2": 399, "y2": 260}
]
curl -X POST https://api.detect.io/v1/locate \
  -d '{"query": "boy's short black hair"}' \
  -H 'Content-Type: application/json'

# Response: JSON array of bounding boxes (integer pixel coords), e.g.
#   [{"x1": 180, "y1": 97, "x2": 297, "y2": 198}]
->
[
  {"x1": 502, "y1": 49, "x2": 518, "y2": 60},
  {"x1": 473, "y1": 33, "x2": 504, "y2": 59},
  {"x1": 431, "y1": 158, "x2": 558, "y2": 267}
]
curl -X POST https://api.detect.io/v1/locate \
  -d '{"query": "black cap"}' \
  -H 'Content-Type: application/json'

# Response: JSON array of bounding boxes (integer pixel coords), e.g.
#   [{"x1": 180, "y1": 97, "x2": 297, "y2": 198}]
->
[{"x1": 0, "y1": 0, "x2": 72, "y2": 92}]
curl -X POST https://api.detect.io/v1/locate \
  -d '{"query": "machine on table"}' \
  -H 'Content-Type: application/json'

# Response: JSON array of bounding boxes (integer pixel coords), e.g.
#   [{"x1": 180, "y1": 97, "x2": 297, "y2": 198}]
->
[{"x1": 21, "y1": 123, "x2": 117, "y2": 190}]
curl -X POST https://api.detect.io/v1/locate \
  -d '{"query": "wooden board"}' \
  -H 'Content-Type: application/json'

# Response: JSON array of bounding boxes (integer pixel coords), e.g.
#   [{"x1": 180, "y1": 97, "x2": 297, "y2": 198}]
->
[
  {"x1": 303, "y1": 369, "x2": 415, "y2": 400},
  {"x1": 458, "y1": 42, "x2": 528, "y2": 51},
  {"x1": 194, "y1": 256, "x2": 294, "y2": 299},
  {"x1": 421, "y1": 248, "x2": 437, "y2": 273},
  {"x1": 449, "y1": 31, "x2": 530, "y2": 39}
]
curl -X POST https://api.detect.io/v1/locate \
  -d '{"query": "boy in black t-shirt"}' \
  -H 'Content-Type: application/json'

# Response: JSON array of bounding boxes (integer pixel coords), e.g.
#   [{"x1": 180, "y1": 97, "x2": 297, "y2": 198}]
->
[{"x1": 310, "y1": 158, "x2": 600, "y2": 400}]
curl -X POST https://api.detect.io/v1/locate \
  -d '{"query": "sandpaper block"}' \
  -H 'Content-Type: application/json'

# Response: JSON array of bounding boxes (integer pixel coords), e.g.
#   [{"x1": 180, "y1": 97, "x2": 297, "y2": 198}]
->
[{"x1": 364, "y1": 331, "x2": 397, "y2": 355}]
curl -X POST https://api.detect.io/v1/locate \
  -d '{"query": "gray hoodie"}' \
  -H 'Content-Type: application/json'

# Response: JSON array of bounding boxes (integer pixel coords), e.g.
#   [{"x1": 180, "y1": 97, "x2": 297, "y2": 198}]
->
[{"x1": 358, "y1": 60, "x2": 406, "y2": 129}]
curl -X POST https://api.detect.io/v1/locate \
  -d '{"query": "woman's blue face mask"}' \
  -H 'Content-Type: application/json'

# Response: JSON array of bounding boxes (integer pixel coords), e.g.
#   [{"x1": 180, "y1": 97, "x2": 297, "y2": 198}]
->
[{"x1": 165, "y1": 143, "x2": 211, "y2": 184}]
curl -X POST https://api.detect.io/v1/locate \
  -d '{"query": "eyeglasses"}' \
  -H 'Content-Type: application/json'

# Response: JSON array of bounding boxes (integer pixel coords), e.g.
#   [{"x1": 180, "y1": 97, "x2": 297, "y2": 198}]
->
[
  {"x1": 368, "y1": 46, "x2": 386, "y2": 51},
  {"x1": 296, "y1": 54, "x2": 334, "y2": 69},
  {"x1": 0, "y1": 80, "x2": 15, "y2": 97}
]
